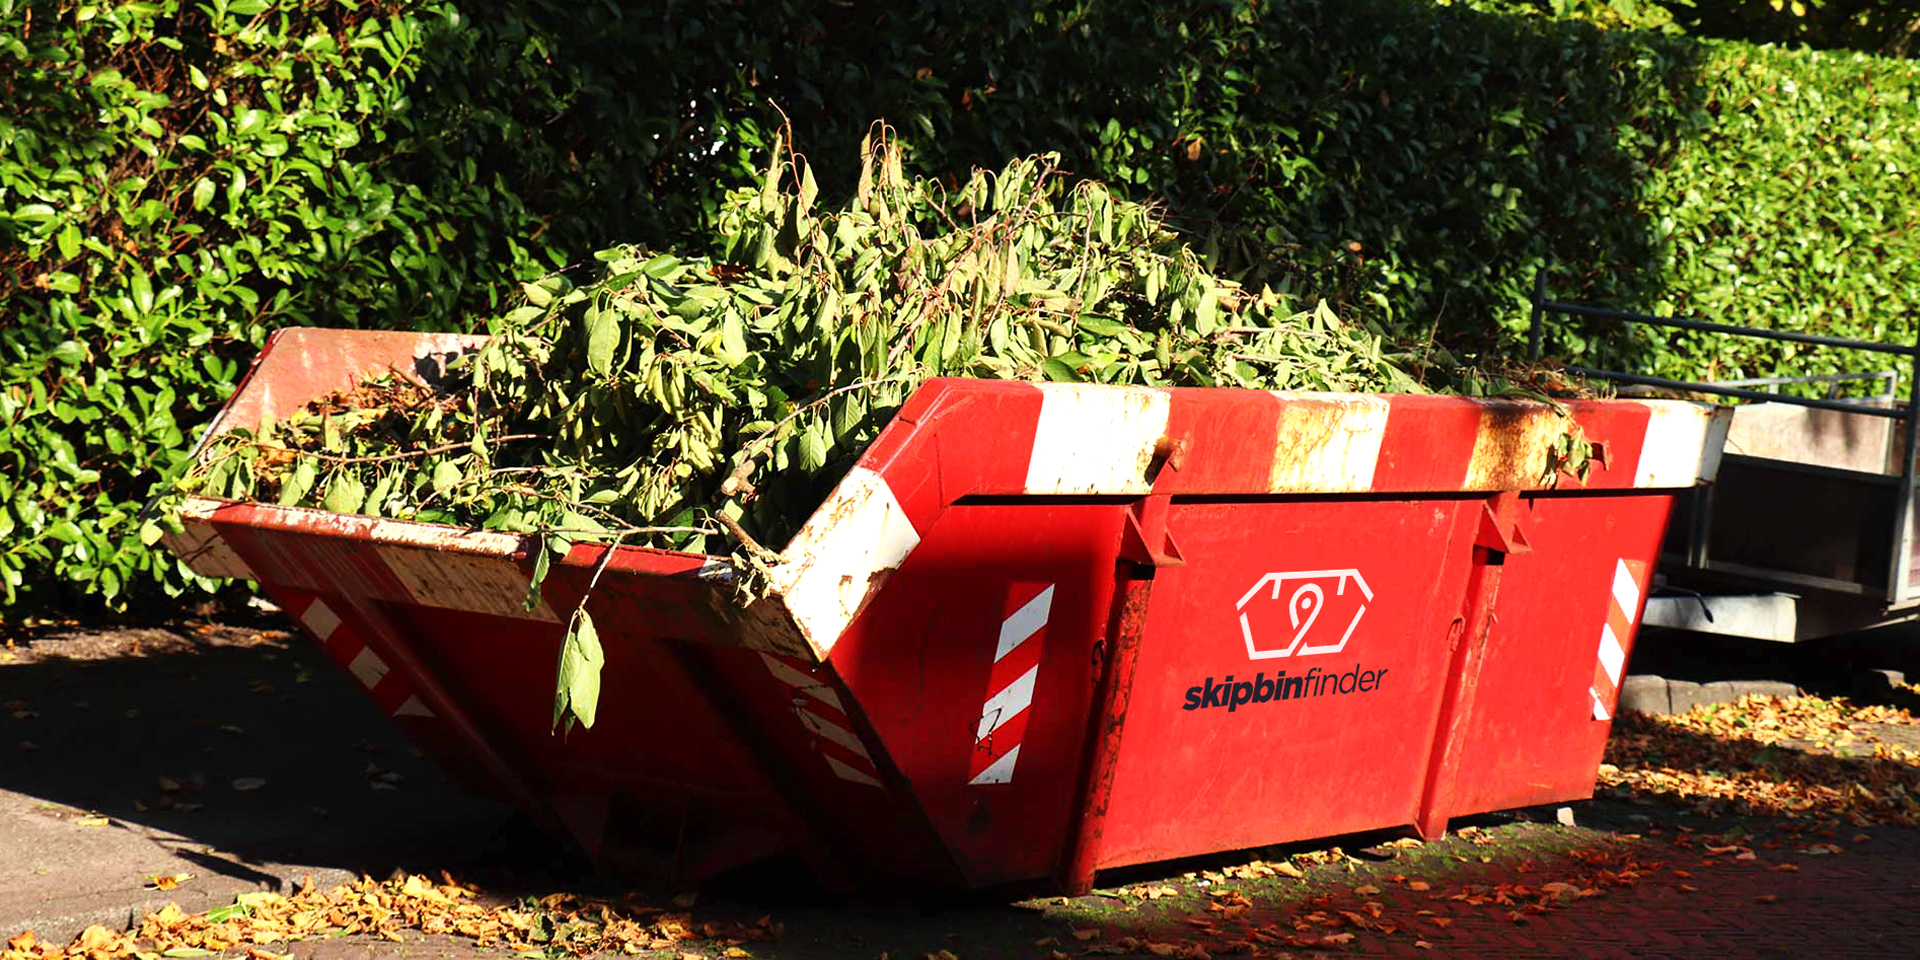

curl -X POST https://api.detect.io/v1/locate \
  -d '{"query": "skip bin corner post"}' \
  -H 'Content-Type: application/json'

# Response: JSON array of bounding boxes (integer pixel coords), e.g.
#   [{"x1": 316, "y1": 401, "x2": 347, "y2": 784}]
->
[
  {"x1": 1412, "y1": 490, "x2": 1531, "y2": 841},
  {"x1": 1055, "y1": 489, "x2": 1186, "y2": 896},
  {"x1": 1885, "y1": 321, "x2": 1920, "y2": 607}
]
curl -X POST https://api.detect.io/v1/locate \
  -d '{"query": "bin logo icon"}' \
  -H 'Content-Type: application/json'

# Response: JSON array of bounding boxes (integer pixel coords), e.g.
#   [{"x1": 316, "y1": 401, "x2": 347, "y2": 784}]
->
[{"x1": 1236, "y1": 569, "x2": 1374, "y2": 660}]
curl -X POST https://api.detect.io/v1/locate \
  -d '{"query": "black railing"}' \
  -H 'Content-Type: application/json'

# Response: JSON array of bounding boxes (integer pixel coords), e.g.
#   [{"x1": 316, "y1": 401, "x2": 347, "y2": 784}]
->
[{"x1": 1527, "y1": 271, "x2": 1920, "y2": 437}]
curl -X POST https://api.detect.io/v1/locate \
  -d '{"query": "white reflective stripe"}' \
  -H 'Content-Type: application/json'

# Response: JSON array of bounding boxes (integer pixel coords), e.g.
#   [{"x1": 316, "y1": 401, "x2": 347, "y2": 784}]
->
[
  {"x1": 1024, "y1": 386, "x2": 1171, "y2": 495},
  {"x1": 968, "y1": 745, "x2": 1022, "y2": 785},
  {"x1": 1591, "y1": 691, "x2": 1611, "y2": 721},
  {"x1": 160, "y1": 504, "x2": 256, "y2": 579},
  {"x1": 797, "y1": 709, "x2": 873, "y2": 762},
  {"x1": 825, "y1": 755, "x2": 883, "y2": 787},
  {"x1": 773, "y1": 466, "x2": 921, "y2": 657},
  {"x1": 759, "y1": 653, "x2": 846, "y2": 712},
  {"x1": 377, "y1": 547, "x2": 560, "y2": 623},
  {"x1": 1266, "y1": 394, "x2": 1391, "y2": 493},
  {"x1": 347, "y1": 647, "x2": 389, "y2": 689},
  {"x1": 995, "y1": 586, "x2": 1055, "y2": 662},
  {"x1": 393, "y1": 696, "x2": 433, "y2": 718},
  {"x1": 1597, "y1": 624, "x2": 1626, "y2": 686},
  {"x1": 1612, "y1": 559, "x2": 1641, "y2": 620},
  {"x1": 1636, "y1": 401, "x2": 1728, "y2": 488},
  {"x1": 300, "y1": 599, "x2": 342, "y2": 641},
  {"x1": 976, "y1": 665, "x2": 1038, "y2": 741}
]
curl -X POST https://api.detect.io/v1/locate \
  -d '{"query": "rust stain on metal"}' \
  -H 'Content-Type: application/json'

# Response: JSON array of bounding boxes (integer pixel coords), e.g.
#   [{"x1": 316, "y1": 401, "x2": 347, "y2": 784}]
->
[{"x1": 1463, "y1": 402, "x2": 1566, "y2": 491}]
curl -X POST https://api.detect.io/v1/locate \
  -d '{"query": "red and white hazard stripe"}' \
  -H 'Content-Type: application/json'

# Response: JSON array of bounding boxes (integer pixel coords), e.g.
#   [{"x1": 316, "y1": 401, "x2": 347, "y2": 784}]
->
[
  {"x1": 759, "y1": 653, "x2": 885, "y2": 789},
  {"x1": 287, "y1": 594, "x2": 435, "y2": 722},
  {"x1": 969, "y1": 583, "x2": 1054, "y2": 786},
  {"x1": 1590, "y1": 558, "x2": 1647, "y2": 721}
]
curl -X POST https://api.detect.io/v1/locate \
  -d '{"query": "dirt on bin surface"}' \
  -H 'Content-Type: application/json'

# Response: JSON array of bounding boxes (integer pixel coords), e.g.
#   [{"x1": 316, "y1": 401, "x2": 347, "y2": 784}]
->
[{"x1": 6, "y1": 618, "x2": 1920, "y2": 959}]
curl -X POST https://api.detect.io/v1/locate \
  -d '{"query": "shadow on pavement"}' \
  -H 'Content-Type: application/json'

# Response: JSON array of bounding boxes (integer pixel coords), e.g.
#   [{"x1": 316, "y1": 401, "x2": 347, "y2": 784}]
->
[{"x1": 0, "y1": 618, "x2": 538, "y2": 890}]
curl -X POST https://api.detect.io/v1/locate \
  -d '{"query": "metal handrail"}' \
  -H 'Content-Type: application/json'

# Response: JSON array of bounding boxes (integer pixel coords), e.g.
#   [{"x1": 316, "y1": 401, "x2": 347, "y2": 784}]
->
[
  {"x1": 1525, "y1": 270, "x2": 1920, "y2": 428},
  {"x1": 1526, "y1": 267, "x2": 1920, "y2": 604},
  {"x1": 1712, "y1": 370, "x2": 1899, "y2": 403}
]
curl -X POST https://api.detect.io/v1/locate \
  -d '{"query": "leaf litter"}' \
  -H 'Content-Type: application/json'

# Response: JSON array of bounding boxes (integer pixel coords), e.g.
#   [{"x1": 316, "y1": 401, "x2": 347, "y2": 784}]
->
[
  {"x1": 1599, "y1": 692, "x2": 1920, "y2": 824},
  {"x1": 3, "y1": 874, "x2": 774, "y2": 960}
]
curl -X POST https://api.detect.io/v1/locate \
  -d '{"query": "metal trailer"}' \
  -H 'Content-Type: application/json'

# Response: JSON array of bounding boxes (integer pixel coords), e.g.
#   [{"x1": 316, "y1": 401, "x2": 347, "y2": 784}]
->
[
  {"x1": 163, "y1": 327, "x2": 1729, "y2": 894},
  {"x1": 1530, "y1": 274, "x2": 1920, "y2": 643}
]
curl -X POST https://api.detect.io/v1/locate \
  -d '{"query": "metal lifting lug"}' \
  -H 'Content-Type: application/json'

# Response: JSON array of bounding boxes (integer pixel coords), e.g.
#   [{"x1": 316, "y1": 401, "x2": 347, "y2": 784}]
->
[
  {"x1": 1473, "y1": 491, "x2": 1533, "y2": 556},
  {"x1": 1119, "y1": 495, "x2": 1185, "y2": 567}
]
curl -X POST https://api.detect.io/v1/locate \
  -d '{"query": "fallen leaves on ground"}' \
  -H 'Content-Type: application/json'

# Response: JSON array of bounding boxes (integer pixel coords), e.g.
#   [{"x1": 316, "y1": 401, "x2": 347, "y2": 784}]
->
[
  {"x1": 1600, "y1": 694, "x2": 1920, "y2": 824},
  {"x1": 1071, "y1": 844, "x2": 1652, "y2": 958},
  {"x1": 2, "y1": 873, "x2": 775, "y2": 960}
]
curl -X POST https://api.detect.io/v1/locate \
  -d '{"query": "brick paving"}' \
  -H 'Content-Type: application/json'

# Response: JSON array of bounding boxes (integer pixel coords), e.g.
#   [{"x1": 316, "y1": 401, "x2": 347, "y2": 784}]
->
[{"x1": 1331, "y1": 821, "x2": 1920, "y2": 959}]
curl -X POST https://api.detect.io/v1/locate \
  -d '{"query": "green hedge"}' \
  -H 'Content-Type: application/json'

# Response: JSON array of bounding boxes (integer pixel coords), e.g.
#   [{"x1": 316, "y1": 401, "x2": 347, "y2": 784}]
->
[
  {"x1": 1614, "y1": 44, "x2": 1920, "y2": 385},
  {"x1": 3, "y1": 0, "x2": 1916, "y2": 613}
]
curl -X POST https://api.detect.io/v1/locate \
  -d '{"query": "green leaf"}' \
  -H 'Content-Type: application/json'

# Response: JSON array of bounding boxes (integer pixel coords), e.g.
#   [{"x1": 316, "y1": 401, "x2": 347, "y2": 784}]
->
[
  {"x1": 798, "y1": 420, "x2": 828, "y2": 471},
  {"x1": 431, "y1": 459, "x2": 462, "y2": 494},
  {"x1": 527, "y1": 539, "x2": 551, "y2": 611},
  {"x1": 56, "y1": 222, "x2": 80, "y2": 260},
  {"x1": 1194, "y1": 286, "x2": 1219, "y2": 336},
  {"x1": 718, "y1": 311, "x2": 748, "y2": 366},
  {"x1": 191, "y1": 177, "x2": 215, "y2": 211},
  {"x1": 1041, "y1": 358, "x2": 1083, "y2": 382},
  {"x1": 131, "y1": 269, "x2": 154, "y2": 314},
  {"x1": 323, "y1": 471, "x2": 365, "y2": 515},
  {"x1": 552, "y1": 609, "x2": 604, "y2": 733},
  {"x1": 583, "y1": 299, "x2": 620, "y2": 378},
  {"x1": 278, "y1": 458, "x2": 313, "y2": 506}
]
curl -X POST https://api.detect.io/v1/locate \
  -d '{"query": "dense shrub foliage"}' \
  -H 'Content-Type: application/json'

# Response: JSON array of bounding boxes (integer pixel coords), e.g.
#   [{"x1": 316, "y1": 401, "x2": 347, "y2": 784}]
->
[{"x1": 2, "y1": 0, "x2": 1915, "y2": 612}]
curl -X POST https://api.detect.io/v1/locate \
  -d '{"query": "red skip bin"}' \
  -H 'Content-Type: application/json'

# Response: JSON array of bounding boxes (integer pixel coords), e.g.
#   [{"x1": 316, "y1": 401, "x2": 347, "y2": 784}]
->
[{"x1": 165, "y1": 328, "x2": 1731, "y2": 895}]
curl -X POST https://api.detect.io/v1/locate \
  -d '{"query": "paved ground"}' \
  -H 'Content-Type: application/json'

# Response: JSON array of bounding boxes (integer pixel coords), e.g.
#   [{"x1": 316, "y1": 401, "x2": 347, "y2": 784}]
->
[
  {"x1": 6, "y1": 617, "x2": 1920, "y2": 958},
  {"x1": 0, "y1": 618, "x2": 524, "y2": 941}
]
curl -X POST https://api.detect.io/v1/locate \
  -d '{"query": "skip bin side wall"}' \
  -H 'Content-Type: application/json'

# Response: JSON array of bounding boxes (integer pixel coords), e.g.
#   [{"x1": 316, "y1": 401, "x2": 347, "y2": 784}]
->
[{"x1": 813, "y1": 381, "x2": 1727, "y2": 888}]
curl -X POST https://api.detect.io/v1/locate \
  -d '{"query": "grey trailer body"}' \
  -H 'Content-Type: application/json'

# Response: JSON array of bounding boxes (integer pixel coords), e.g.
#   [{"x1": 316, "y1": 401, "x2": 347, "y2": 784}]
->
[{"x1": 1531, "y1": 276, "x2": 1920, "y2": 643}]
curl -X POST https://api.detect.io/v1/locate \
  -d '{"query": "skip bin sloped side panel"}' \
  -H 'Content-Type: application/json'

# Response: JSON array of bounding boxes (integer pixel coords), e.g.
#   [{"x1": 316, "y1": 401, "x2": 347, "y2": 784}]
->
[
  {"x1": 826, "y1": 502, "x2": 1128, "y2": 889},
  {"x1": 1444, "y1": 492, "x2": 1675, "y2": 816},
  {"x1": 376, "y1": 604, "x2": 764, "y2": 801},
  {"x1": 1096, "y1": 498, "x2": 1480, "y2": 870}
]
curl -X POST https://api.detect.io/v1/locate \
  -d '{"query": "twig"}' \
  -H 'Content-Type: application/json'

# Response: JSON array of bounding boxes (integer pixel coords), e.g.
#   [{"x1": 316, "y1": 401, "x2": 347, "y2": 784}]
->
[
  {"x1": 715, "y1": 510, "x2": 777, "y2": 562},
  {"x1": 241, "y1": 433, "x2": 540, "y2": 466},
  {"x1": 736, "y1": 374, "x2": 911, "y2": 457}
]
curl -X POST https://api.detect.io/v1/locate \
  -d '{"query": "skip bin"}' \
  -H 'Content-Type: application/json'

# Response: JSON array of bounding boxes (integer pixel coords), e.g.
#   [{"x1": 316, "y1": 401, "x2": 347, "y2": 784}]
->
[{"x1": 163, "y1": 328, "x2": 1732, "y2": 894}]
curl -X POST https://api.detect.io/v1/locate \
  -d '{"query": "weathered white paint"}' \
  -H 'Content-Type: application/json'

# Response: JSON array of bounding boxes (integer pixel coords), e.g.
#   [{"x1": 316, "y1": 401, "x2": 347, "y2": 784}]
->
[
  {"x1": 1266, "y1": 393, "x2": 1391, "y2": 493},
  {"x1": 771, "y1": 466, "x2": 922, "y2": 657},
  {"x1": 1636, "y1": 401, "x2": 1733, "y2": 488},
  {"x1": 1024, "y1": 385, "x2": 1171, "y2": 495}
]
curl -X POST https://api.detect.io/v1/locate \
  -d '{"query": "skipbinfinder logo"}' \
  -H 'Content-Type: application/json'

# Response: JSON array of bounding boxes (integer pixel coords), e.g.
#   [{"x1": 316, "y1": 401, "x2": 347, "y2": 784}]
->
[
  {"x1": 1179, "y1": 569, "x2": 1387, "y2": 715},
  {"x1": 1236, "y1": 569, "x2": 1373, "y2": 660},
  {"x1": 1182, "y1": 664, "x2": 1389, "y2": 712}
]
